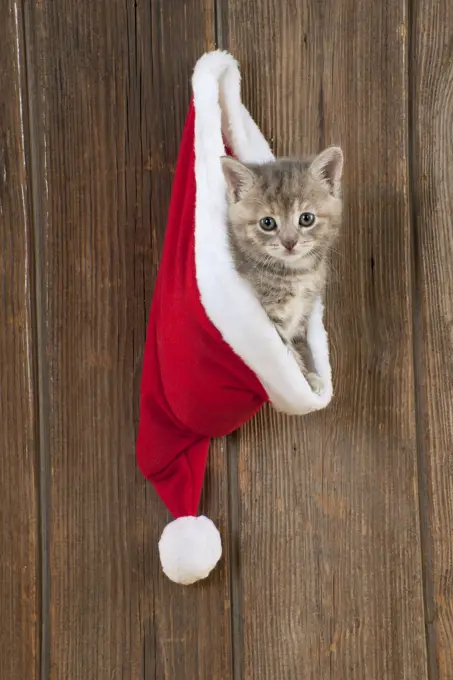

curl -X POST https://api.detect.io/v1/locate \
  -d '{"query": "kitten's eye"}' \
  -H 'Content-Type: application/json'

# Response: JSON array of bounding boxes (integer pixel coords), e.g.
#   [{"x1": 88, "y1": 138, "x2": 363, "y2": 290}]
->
[
  {"x1": 259, "y1": 216, "x2": 277, "y2": 232},
  {"x1": 299, "y1": 212, "x2": 316, "y2": 227}
]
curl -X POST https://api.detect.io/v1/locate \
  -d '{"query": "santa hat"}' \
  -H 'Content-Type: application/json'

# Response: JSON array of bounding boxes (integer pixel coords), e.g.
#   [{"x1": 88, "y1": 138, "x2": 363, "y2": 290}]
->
[{"x1": 136, "y1": 50, "x2": 333, "y2": 585}]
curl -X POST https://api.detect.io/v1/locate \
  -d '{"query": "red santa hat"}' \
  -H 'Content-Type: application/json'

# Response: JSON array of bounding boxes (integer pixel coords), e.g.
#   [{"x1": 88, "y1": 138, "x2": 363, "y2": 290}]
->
[{"x1": 136, "y1": 50, "x2": 333, "y2": 585}]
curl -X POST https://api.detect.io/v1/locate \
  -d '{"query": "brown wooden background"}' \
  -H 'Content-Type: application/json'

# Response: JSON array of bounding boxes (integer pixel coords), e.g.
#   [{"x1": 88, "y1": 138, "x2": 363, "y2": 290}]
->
[{"x1": 1, "y1": 0, "x2": 453, "y2": 678}]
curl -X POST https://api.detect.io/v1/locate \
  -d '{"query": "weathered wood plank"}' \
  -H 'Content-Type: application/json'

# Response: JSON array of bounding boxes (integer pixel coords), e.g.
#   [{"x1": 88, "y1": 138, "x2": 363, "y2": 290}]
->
[
  {"x1": 223, "y1": 1, "x2": 428, "y2": 678},
  {"x1": 25, "y1": 1, "x2": 231, "y2": 678},
  {"x1": 411, "y1": 1, "x2": 453, "y2": 677},
  {"x1": 0, "y1": 3, "x2": 39, "y2": 679}
]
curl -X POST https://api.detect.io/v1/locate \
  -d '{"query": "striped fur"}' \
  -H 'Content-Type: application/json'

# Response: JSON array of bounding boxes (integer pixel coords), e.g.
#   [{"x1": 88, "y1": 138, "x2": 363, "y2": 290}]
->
[{"x1": 221, "y1": 148, "x2": 343, "y2": 392}]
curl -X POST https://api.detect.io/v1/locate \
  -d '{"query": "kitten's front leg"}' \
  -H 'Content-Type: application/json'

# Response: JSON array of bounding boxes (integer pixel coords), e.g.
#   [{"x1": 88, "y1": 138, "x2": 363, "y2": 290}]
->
[
  {"x1": 287, "y1": 343, "x2": 322, "y2": 393},
  {"x1": 292, "y1": 335, "x2": 324, "y2": 395},
  {"x1": 273, "y1": 318, "x2": 324, "y2": 395},
  {"x1": 305, "y1": 371, "x2": 325, "y2": 395}
]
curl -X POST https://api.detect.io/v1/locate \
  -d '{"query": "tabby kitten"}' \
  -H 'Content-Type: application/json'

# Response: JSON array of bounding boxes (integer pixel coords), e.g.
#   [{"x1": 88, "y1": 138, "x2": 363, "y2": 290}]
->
[{"x1": 221, "y1": 147, "x2": 343, "y2": 393}]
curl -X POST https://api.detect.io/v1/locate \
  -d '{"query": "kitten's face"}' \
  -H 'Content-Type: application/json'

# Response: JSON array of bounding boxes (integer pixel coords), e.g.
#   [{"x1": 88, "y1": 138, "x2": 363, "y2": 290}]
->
[{"x1": 221, "y1": 148, "x2": 343, "y2": 268}]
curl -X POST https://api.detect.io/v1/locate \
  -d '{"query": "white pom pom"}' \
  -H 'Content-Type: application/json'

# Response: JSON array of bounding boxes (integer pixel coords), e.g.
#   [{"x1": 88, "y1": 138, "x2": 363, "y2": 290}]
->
[{"x1": 158, "y1": 515, "x2": 222, "y2": 585}]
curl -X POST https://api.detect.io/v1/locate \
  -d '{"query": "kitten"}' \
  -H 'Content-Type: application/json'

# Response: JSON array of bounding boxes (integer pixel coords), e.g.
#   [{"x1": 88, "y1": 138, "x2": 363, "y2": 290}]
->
[{"x1": 221, "y1": 147, "x2": 343, "y2": 394}]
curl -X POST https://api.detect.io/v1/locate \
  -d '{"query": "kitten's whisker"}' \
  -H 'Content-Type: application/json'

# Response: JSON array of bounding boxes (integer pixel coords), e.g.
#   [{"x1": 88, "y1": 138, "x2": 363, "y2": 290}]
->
[
  {"x1": 325, "y1": 260, "x2": 342, "y2": 283},
  {"x1": 329, "y1": 246, "x2": 347, "y2": 262}
]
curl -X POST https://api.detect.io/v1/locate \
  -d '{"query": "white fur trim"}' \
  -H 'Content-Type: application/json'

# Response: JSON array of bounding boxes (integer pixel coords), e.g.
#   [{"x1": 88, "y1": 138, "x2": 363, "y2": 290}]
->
[
  {"x1": 158, "y1": 516, "x2": 222, "y2": 585},
  {"x1": 192, "y1": 51, "x2": 333, "y2": 415}
]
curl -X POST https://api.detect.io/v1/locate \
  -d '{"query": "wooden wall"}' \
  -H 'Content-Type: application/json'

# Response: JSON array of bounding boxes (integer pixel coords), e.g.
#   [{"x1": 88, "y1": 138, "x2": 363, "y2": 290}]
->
[{"x1": 1, "y1": 1, "x2": 453, "y2": 678}]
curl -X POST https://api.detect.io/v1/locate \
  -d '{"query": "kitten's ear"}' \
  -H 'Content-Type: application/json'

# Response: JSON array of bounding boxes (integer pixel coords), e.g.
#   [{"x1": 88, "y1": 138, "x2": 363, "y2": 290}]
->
[
  {"x1": 220, "y1": 157, "x2": 256, "y2": 202},
  {"x1": 309, "y1": 146, "x2": 343, "y2": 195}
]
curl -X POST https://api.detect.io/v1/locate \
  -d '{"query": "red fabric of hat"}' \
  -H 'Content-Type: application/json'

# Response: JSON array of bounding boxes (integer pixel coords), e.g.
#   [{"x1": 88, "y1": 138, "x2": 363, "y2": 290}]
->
[{"x1": 136, "y1": 51, "x2": 333, "y2": 585}]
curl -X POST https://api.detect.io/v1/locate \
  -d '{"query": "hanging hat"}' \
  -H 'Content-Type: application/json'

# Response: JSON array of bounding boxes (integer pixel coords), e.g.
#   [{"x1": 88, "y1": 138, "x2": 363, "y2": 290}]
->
[{"x1": 136, "y1": 50, "x2": 333, "y2": 585}]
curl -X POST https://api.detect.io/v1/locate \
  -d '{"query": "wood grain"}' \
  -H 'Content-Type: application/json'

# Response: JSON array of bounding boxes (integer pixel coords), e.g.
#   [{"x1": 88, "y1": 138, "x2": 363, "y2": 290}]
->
[
  {"x1": 25, "y1": 1, "x2": 231, "y2": 678},
  {"x1": 411, "y1": 1, "x2": 453, "y2": 677},
  {"x1": 0, "y1": 3, "x2": 39, "y2": 679},
  {"x1": 224, "y1": 1, "x2": 428, "y2": 678}
]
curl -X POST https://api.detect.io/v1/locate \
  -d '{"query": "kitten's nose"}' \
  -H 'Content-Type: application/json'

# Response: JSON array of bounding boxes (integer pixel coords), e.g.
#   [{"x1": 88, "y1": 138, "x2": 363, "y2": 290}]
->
[{"x1": 283, "y1": 239, "x2": 297, "y2": 251}]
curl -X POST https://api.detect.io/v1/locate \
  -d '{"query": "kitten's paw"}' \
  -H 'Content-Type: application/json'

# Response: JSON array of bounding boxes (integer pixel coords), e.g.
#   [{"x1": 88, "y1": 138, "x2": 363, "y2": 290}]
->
[{"x1": 306, "y1": 372, "x2": 324, "y2": 395}]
